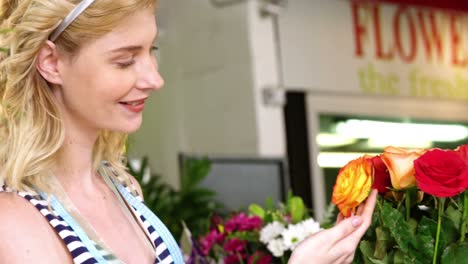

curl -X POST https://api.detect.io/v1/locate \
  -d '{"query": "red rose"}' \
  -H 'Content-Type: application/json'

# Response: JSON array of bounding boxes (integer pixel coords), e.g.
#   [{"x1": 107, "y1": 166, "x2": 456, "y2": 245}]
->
[
  {"x1": 456, "y1": 144, "x2": 468, "y2": 164},
  {"x1": 371, "y1": 155, "x2": 391, "y2": 194},
  {"x1": 414, "y1": 149, "x2": 468, "y2": 197}
]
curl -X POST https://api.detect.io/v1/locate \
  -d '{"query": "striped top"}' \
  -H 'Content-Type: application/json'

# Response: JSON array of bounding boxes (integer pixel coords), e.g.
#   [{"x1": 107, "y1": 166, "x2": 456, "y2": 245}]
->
[{"x1": 0, "y1": 164, "x2": 184, "y2": 264}]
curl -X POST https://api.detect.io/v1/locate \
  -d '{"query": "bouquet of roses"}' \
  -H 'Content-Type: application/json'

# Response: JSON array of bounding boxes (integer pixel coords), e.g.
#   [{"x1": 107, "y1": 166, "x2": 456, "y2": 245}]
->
[
  {"x1": 332, "y1": 145, "x2": 468, "y2": 263},
  {"x1": 189, "y1": 194, "x2": 322, "y2": 264}
]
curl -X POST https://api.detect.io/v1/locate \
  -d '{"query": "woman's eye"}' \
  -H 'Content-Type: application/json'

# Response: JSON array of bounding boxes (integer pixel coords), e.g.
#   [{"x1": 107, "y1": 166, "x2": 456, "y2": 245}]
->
[
  {"x1": 151, "y1": 45, "x2": 159, "y2": 52},
  {"x1": 116, "y1": 60, "x2": 135, "y2": 68}
]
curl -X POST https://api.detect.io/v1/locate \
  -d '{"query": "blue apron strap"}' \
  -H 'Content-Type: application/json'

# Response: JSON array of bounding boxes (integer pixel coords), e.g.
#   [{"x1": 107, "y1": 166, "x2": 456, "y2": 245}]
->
[
  {"x1": 111, "y1": 179, "x2": 185, "y2": 264},
  {"x1": 39, "y1": 192, "x2": 107, "y2": 264}
]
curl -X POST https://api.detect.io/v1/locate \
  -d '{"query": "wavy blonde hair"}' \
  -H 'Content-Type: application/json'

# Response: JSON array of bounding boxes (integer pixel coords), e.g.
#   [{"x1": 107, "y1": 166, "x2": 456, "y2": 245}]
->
[{"x1": 0, "y1": 0, "x2": 157, "y2": 192}]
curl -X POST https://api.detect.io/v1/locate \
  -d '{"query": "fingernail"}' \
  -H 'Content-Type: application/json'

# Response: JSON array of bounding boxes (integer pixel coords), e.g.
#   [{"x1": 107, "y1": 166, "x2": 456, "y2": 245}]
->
[{"x1": 351, "y1": 216, "x2": 362, "y2": 227}]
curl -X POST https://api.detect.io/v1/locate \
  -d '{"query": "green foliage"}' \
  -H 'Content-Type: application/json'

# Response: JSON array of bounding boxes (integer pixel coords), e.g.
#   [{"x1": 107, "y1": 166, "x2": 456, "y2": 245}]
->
[
  {"x1": 127, "y1": 156, "x2": 222, "y2": 239},
  {"x1": 441, "y1": 241, "x2": 468, "y2": 264},
  {"x1": 249, "y1": 192, "x2": 311, "y2": 224},
  {"x1": 352, "y1": 193, "x2": 468, "y2": 264}
]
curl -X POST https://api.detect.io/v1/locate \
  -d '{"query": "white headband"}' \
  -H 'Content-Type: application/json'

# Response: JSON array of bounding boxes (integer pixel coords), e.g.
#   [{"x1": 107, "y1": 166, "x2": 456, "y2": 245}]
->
[{"x1": 49, "y1": 0, "x2": 96, "y2": 41}]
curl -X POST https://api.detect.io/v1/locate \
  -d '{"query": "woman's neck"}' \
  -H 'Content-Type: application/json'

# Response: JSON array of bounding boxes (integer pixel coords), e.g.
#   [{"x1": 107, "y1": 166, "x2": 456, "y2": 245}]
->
[{"x1": 53, "y1": 124, "x2": 100, "y2": 194}]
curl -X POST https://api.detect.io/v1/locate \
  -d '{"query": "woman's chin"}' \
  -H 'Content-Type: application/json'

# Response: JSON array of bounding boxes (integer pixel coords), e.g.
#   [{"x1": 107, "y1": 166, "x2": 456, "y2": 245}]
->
[{"x1": 116, "y1": 120, "x2": 143, "y2": 134}]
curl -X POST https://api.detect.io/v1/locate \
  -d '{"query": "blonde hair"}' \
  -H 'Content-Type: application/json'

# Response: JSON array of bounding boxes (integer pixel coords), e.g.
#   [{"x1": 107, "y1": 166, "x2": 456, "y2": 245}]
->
[{"x1": 0, "y1": 0, "x2": 157, "y2": 192}]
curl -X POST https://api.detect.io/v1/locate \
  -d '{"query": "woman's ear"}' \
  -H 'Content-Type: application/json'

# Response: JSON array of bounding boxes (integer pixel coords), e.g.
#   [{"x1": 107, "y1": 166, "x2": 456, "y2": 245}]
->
[{"x1": 35, "y1": 40, "x2": 63, "y2": 85}]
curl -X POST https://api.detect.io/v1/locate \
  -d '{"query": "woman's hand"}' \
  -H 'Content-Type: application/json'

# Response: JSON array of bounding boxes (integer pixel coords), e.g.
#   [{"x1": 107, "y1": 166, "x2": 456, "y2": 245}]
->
[{"x1": 288, "y1": 189, "x2": 378, "y2": 264}]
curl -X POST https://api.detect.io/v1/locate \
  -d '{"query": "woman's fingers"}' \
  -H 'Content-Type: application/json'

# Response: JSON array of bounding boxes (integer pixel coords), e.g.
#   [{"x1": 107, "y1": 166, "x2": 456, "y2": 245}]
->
[
  {"x1": 348, "y1": 189, "x2": 378, "y2": 242},
  {"x1": 289, "y1": 190, "x2": 378, "y2": 264},
  {"x1": 359, "y1": 189, "x2": 378, "y2": 225},
  {"x1": 336, "y1": 213, "x2": 344, "y2": 224},
  {"x1": 327, "y1": 215, "x2": 363, "y2": 245},
  {"x1": 332, "y1": 189, "x2": 379, "y2": 255}
]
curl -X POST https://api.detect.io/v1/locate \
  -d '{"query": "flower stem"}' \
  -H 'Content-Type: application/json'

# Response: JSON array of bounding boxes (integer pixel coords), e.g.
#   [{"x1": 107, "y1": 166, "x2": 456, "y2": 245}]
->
[
  {"x1": 377, "y1": 197, "x2": 384, "y2": 226},
  {"x1": 238, "y1": 253, "x2": 245, "y2": 264},
  {"x1": 405, "y1": 190, "x2": 411, "y2": 221},
  {"x1": 433, "y1": 197, "x2": 445, "y2": 264},
  {"x1": 461, "y1": 191, "x2": 468, "y2": 243}
]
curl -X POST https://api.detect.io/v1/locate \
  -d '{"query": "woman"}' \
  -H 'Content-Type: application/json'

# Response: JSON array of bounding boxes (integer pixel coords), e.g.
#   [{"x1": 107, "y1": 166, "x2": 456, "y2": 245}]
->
[{"x1": 0, "y1": 0, "x2": 376, "y2": 263}]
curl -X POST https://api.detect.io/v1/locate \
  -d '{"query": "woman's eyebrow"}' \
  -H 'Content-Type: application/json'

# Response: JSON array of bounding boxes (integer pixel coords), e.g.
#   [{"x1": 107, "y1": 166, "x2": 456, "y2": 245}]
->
[{"x1": 108, "y1": 45, "x2": 142, "y2": 54}]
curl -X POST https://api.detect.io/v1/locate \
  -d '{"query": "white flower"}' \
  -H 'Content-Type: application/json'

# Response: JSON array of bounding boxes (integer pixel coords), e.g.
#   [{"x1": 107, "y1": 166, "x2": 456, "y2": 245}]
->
[
  {"x1": 281, "y1": 223, "x2": 307, "y2": 250},
  {"x1": 300, "y1": 218, "x2": 322, "y2": 236},
  {"x1": 260, "y1": 221, "x2": 285, "y2": 244},
  {"x1": 267, "y1": 238, "x2": 287, "y2": 257}
]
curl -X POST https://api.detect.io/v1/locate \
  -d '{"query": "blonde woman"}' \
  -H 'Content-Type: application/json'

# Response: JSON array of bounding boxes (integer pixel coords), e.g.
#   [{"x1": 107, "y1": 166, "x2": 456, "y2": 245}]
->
[{"x1": 0, "y1": 0, "x2": 376, "y2": 263}]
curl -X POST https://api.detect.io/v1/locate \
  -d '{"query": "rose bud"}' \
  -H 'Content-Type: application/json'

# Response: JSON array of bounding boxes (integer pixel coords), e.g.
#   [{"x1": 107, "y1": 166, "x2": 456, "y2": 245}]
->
[{"x1": 381, "y1": 146, "x2": 425, "y2": 190}]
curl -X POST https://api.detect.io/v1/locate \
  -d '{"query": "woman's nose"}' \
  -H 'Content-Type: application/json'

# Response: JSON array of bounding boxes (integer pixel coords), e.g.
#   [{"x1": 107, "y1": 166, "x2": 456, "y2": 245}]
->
[{"x1": 136, "y1": 56, "x2": 164, "y2": 91}]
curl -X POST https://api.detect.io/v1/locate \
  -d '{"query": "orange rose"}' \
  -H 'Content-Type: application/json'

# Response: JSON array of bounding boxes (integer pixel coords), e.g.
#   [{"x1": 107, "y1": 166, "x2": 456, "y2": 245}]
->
[
  {"x1": 332, "y1": 155, "x2": 373, "y2": 217},
  {"x1": 380, "y1": 146, "x2": 425, "y2": 190}
]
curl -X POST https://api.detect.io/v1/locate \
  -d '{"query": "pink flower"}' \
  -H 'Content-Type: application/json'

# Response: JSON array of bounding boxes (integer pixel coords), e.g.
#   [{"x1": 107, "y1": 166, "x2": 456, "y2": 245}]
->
[
  {"x1": 225, "y1": 213, "x2": 263, "y2": 232},
  {"x1": 248, "y1": 251, "x2": 272, "y2": 264},
  {"x1": 223, "y1": 238, "x2": 247, "y2": 253},
  {"x1": 199, "y1": 229, "x2": 225, "y2": 256},
  {"x1": 239, "y1": 215, "x2": 263, "y2": 231},
  {"x1": 224, "y1": 253, "x2": 247, "y2": 264},
  {"x1": 209, "y1": 214, "x2": 224, "y2": 231}
]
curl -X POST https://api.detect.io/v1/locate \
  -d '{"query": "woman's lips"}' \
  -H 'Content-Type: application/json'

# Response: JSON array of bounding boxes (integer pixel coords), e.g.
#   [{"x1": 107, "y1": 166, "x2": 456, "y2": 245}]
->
[{"x1": 119, "y1": 99, "x2": 146, "y2": 113}]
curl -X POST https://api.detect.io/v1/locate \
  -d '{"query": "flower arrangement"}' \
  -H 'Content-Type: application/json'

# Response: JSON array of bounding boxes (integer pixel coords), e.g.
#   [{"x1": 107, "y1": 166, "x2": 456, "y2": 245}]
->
[
  {"x1": 332, "y1": 145, "x2": 468, "y2": 263},
  {"x1": 188, "y1": 194, "x2": 322, "y2": 264}
]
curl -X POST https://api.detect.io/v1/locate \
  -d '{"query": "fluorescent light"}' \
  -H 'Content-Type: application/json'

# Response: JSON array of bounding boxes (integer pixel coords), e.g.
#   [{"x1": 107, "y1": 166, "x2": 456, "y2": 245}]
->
[
  {"x1": 335, "y1": 119, "x2": 468, "y2": 142},
  {"x1": 367, "y1": 136, "x2": 432, "y2": 149},
  {"x1": 317, "y1": 152, "x2": 380, "y2": 168},
  {"x1": 316, "y1": 133, "x2": 357, "y2": 147}
]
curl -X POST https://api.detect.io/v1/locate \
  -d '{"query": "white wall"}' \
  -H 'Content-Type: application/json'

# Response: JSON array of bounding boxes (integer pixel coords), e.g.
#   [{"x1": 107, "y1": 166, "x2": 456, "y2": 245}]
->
[{"x1": 129, "y1": 0, "x2": 286, "y2": 187}]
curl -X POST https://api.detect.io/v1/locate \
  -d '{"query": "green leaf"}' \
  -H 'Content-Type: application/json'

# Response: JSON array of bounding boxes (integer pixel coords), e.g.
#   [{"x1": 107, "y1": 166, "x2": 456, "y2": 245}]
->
[
  {"x1": 228, "y1": 231, "x2": 259, "y2": 242},
  {"x1": 446, "y1": 205, "x2": 462, "y2": 231},
  {"x1": 249, "y1": 203, "x2": 265, "y2": 219},
  {"x1": 381, "y1": 202, "x2": 417, "y2": 253},
  {"x1": 392, "y1": 250, "x2": 423, "y2": 264},
  {"x1": 287, "y1": 196, "x2": 305, "y2": 224},
  {"x1": 359, "y1": 240, "x2": 375, "y2": 259},
  {"x1": 441, "y1": 241, "x2": 468, "y2": 264},
  {"x1": 407, "y1": 218, "x2": 418, "y2": 235},
  {"x1": 414, "y1": 216, "x2": 436, "y2": 260},
  {"x1": 374, "y1": 227, "x2": 391, "y2": 260},
  {"x1": 393, "y1": 250, "x2": 404, "y2": 264},
  {"x1": 439, "y1": 215, "x2": 459, "y2": 252},
  {"x1": 265, "y1": 197, "x2": 275, "y2": 211},
  {"x1": 181, "y1": 158, "x2": 211, "y2": 190},
  {"x1": 367, "y1": 257, "x2": 389, "y2": 264}
]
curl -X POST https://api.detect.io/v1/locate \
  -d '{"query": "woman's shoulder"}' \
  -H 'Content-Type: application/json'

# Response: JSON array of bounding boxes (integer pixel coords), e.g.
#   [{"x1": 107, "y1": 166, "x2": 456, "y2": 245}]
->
[
  {"x1": 0, "y1": 192, "x2": 72, "y2": 263},
  {"x1": 0, "y1": 191, "x2": 42, "y2": 222}
]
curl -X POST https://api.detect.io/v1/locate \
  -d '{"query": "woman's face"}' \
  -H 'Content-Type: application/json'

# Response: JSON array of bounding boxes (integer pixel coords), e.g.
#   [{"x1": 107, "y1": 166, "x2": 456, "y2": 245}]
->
[{"x1": 54, "y1": 8, "x2": 163, "y2": 135}]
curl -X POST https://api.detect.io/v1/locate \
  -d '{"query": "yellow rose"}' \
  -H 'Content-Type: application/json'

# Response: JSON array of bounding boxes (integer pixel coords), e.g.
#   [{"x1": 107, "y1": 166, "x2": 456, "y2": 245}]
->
[
  {"x1": 332, "y1": 156, "x2": 373, "y2": 217},
  {"x1": 380, "y1": 146, "x2": 425, "y2": 190}
]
